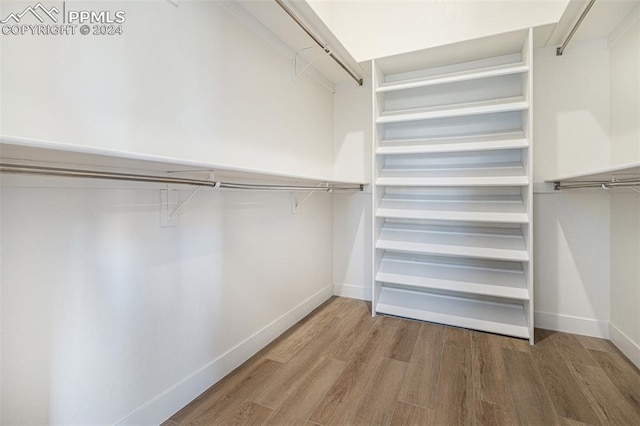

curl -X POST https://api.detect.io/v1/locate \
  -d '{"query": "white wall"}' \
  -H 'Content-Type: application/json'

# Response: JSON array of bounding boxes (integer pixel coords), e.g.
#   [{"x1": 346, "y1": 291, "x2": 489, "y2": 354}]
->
[
  {"x1": 533, "y1": 192, "x2": 610, "y2": 336},
  {"x1": 333, "y1": 191, "x2": 372, "y2": 300},
  {"x1": 610, "y1": 193, "x2": 640, "y2": 367},
  {"x1": 0, "y1": 0, "x2": 334, "y2": 178},
  {"x1": 1, "y1": 177, "x2": 333, "y2": 425},
  {"x1": 1, "y1": 1, "x2": 337, "y2": 424},
  {"x1": 332, "y1": 78, "x2": 371, "y2": 184},
  {"x1": 308, "y1": 0, "x2": 569, "y2": 62},
  {"x1": 531, "y1": 43, "x2": 612, "y2": 337},
  {"x1": 332, "y1": 78, "x2": 372, "y2": 299},
  {"x1": 610, "y1": 10, "x2": 640, "y2": 164},
  {"x1": 533, "y1": 42, "x2": 611, "y2": 181},
  {"x1": 609, "y1": 12, "x2": 640, "y2": 367}
]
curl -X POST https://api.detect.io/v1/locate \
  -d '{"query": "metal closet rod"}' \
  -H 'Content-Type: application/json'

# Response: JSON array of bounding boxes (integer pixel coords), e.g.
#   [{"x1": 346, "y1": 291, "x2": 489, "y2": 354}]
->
[
  {"x1": 553, "y1": 180, "x2": 640, "y2": 190},
  {"x1": 0, "y1": 164, "x2": 364, "y2": 192},
  {"x1": 274, "y1": 0, "x2": 363, "y2": 86},
  {"x1": 557, "y1": 0, "x2": 597, "y2": 56}
]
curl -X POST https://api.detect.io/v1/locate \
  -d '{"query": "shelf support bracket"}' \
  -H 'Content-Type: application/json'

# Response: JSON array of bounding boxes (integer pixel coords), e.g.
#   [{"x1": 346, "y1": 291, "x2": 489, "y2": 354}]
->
[
  {"x1": 160, "y1": 186, "x2": 178, "y2": 227},
  {"x1": 291, "y1": 182, "x2": 330, "y2": 214},
  {"x1": 293, "y1": 46, "x2": 323, "y2": 83},
  {"x1": 160, "y1": 171, "x2": 216, "y2": 227}
]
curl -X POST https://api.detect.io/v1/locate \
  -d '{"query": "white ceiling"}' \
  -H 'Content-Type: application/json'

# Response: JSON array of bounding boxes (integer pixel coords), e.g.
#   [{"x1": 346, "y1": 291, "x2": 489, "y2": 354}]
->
[{"x1": 232, "y1": 0, "x2": 640, "y2": 86}]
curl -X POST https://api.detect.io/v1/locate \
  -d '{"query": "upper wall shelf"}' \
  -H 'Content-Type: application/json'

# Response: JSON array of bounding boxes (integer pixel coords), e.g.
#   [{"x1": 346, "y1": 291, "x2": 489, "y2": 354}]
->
[
  {"x1": 376, "y1": 62, "x2": 528, "y2": 93},
  {"x1": 547, "y1": 161, "x2": 640, "y2": 182},
  {"x1": 546, "y1": 161, "x2": 640, "y2": 190},
  {"x1": 0, "y1": 136, "x2": 366, "y2": 187}
]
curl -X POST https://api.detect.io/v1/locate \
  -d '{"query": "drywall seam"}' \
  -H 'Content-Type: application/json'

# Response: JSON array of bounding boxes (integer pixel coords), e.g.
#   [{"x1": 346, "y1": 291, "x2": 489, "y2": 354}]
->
[{"x1": 115, "y1": 284, "x2": 334, "y2": 426}]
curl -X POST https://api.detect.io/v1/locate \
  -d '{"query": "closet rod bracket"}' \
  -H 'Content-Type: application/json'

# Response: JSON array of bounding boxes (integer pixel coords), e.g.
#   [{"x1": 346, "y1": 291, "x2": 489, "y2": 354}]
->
[
  {"x1": 291, "y1": 182, "x2": 330, "y2": 214},
  {"x1": 161, "y1": 171, "x2": 216, "y2": 227},
  {"x1": 293, "y1": 46, "x2": 323, "y2": 83},
  {"x1": 160, "y1": 187, "x2": 178, "y2": 227}
]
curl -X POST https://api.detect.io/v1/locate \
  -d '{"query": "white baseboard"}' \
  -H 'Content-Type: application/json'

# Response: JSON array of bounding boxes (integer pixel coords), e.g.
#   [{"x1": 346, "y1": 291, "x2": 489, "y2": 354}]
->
[
  {"x1": 534, "y1": 311, "x2": 609, "y2": 338},
  {"x1": 609, "y1": 322, "x2": 640, "y2": 369},
  {"x1": 116, "y1": 284, "x2": 334, "y2": 425},
  {"x1": 333, "y1": 282, "x2": 371, "y2": 301}
]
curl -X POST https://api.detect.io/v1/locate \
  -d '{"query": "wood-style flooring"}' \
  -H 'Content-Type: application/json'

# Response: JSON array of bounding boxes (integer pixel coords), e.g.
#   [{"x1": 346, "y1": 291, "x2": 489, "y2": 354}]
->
[{"x1": 165, "y1": 296, "x2": 640, "y2": 425}]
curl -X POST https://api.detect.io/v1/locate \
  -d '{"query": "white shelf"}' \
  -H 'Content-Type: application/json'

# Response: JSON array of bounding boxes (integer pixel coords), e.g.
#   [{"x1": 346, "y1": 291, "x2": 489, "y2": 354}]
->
[
  {"x1": 374, "y1": 29, "x2": 530, "y2": 76},
  {"x1": 376, "y1": 196, "x2": 528, "y2": 224},
  {"x1": 0, "y1": 136, "x2": 366, "y2": 186},
  {"x1": 546, "y1": 161, "x2": 640, "y2": 183},
  {"x1": 375, "y1": 286, "x2": 530, "y2": 339},
  {"x1": 376, "y1": 254, "x2": 529, "y2": 300},
  {"x1": 371, "y1": 29, "x2": 533, "y2": 343},
  {"x1": 377, "y1": 62, "x2": 528, "y2": 93},
  {"x1": 376, "y1": 223, "x2": 529, "y2": 262},
  {"x1": 377, "y1": 164, "x2": 528, "y2": 187},
  {"x1": 376, "y1": 97, "x2": 528, "y2": 124},
  {"x1": 377, "y1": 132, "x2": 528, "y2": 155}
]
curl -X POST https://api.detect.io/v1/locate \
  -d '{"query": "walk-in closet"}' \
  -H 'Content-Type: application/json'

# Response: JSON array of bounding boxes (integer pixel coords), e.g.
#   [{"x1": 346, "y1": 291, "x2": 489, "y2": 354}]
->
[{"x1": 1, "y1": 0, "x2": 639, "y2": 424}]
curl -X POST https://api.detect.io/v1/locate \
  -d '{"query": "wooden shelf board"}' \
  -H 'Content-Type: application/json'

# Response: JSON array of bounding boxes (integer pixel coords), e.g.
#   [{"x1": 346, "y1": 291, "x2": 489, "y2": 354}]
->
[
  {"x1": 376, "y1": 97, "x2": 528, "y2": 124},
  {"x1": 377, "y1": 62, "x2": 528, "y2": 93},
  {"x1": 375, "y1": 286, "x2": 530, "y2": 339}
]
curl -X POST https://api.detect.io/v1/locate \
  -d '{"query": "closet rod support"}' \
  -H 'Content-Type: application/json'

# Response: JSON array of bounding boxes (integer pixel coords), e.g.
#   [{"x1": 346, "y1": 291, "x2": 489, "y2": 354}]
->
[
  {"x1": 291, "y1": 182, "x2": 328, "y2": 214},
  {"x1": 274, "y1": 0, "x2": 363, "y2": 86},
  {"x1": 557, "y1": 0, "x2": 597, "y2": 56}
]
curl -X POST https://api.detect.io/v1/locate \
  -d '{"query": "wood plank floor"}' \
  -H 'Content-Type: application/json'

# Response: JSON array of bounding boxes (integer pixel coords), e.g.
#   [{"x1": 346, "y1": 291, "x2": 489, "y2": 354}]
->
[{"x1": 165, "y1": 297, "x2": 640, "y2": 426}]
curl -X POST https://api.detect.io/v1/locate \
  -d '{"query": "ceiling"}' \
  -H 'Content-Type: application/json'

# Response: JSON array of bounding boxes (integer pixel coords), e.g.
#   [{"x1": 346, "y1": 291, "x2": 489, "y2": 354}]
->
[{"x1": 231, "y1": 0, "x2": 640, "y2": 86}]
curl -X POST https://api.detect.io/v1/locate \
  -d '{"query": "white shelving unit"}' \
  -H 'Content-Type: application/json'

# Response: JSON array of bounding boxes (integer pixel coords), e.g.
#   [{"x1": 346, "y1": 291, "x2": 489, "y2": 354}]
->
[{"x1": 372, "y1": 29, "x2": 534, "y2": 342}]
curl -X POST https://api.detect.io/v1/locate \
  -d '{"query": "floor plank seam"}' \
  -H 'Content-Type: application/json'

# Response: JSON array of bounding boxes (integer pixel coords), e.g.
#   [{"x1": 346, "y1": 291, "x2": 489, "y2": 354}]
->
[
  {"x1": 528, "y1": 350, "x2": 563, "y2": 420},
  {"x1": 429, "y1": 327, "x2": 447, "y2": 410},
  {"x1": 396, "y1": 399, "x2": 430, "y2": 410},
  {"x1": 247, "y1": 399, "x2": 274, "y2": 411}
]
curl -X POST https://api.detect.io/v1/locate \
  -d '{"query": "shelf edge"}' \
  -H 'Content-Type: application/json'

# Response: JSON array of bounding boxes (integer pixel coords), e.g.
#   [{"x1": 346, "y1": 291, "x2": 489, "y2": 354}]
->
[{"x1": 0, "y1": 135, "x2": 368, "y2": 186}]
